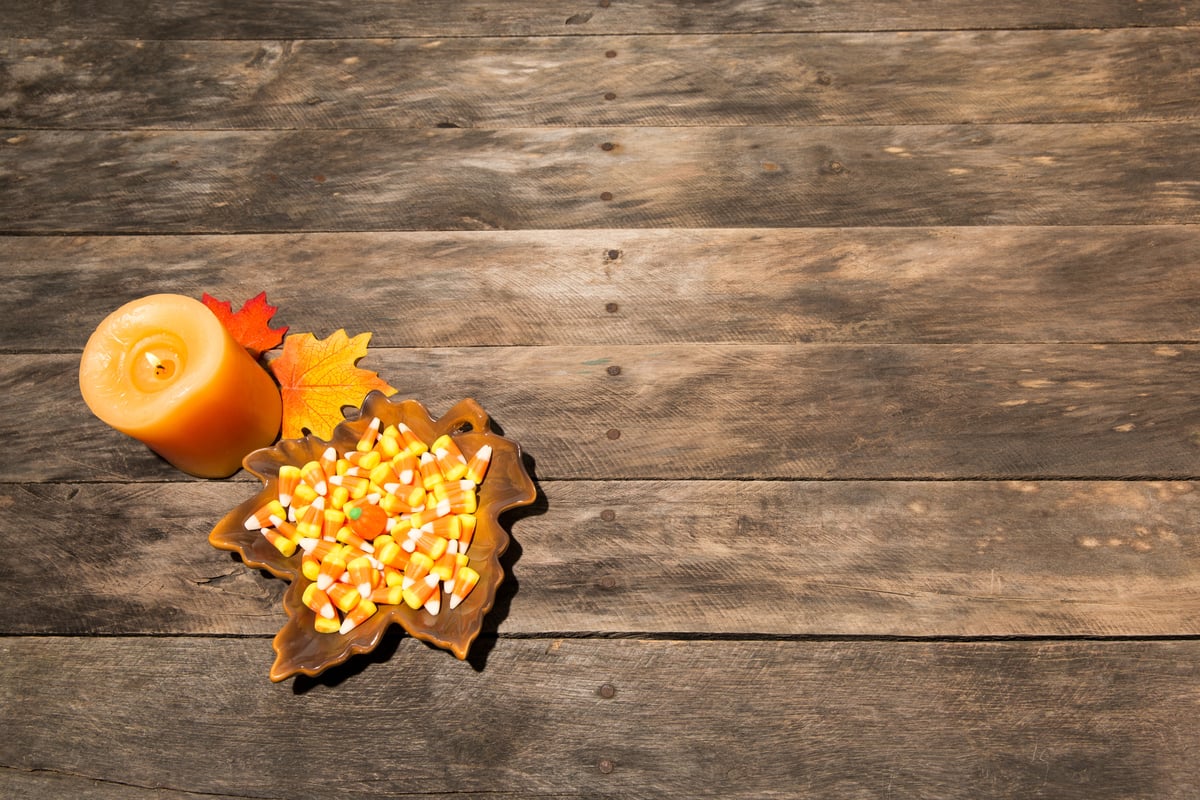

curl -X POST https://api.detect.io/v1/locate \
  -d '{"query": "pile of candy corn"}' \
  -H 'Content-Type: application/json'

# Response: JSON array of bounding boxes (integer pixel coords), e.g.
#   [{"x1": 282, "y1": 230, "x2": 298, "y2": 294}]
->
[{"x1": 243, "y1": 417, "x2": 492, "y2": 635}]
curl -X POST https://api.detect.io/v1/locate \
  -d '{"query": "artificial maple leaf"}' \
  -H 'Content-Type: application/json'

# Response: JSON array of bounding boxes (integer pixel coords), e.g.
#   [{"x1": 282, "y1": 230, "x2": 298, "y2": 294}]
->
[
  {"x1": 268, "y1": 329, "x2": 396, "y2": 439},
  {"x1": 202, "y1": 291, "x2": 288, "y2": 359}
]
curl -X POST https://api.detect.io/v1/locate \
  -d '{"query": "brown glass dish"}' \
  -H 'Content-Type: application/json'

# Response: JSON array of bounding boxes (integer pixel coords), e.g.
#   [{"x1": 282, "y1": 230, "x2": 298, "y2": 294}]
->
[{"x1": 209, "y1": 391, "x2": 536, "y2": 682}]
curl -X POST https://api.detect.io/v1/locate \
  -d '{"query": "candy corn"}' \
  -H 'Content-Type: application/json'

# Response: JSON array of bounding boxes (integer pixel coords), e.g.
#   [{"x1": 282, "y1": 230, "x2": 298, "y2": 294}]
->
[
  {"x1": 348, "y1": 555, "x2": 379, "y2": 600},
  {"x1": 396, "y1": 423, "x2": 428, "y2": 456},
  {"x1": 262, "y1": 528, "x2": 297, "y2": 556},
  {"x1": 277, "y1": 465, "x2": 302, "y2": 506},
  {"x1": 327, "y1": 581, "x2": 361, "y2": 614},
  {"x1": 244, "y1": 499, "x2": 286, "y2": 530},
  {"x1": 374, "y1": 536, "x2": 410, "y2": 570},
  {"x1": 344, "y1": 448, "x2": 381, "y2": 470},
  {"x1": 370, "y1": 585, "x2": 405, "y2": 606},
  {"x1": 291, "y1": 481, "x2": 319, "y2": 510},
  {"x1": 300, "y1": 459, "x2": 328, "y2": 496},
  {"x1": 329, "y1": 472, "x2": 371, "y2": 499},
  {"x1": 316, "y1": 548, "x2": 347, "y2": 591},
  {"x1": 450, "y1": 567, "x2": 479, "y2": 609},
  {"x1": 296, "y1": 498, "x2": 326, "y2": 539},
  {"x1": 355, "y1": 416, "x2": 381, "y2": 452},
  {"x1": 431, "y1": 435, "x2": 468, "y2": 481},
  {"x1": 243, "y1": 422, "x2": 488, "y2": 634},
  {"x1": 403, "y1": 552, "x2": 434, "y2": 591},
  {"x1": 457, "y1": 513, "x2": 477, "y2": 553},
  {"x1": 301, "y1": 549, "x2": 322, "y2": 581},
  {"x1": 418, "y1": 452, "x2": 444, "y2": 490},
  {"x1": 422, "y1": 515, "x2": 462, "y2": 541},
  {"x1": 377, "y1": 427, "x2": 403, "y2": 459},
  {"x1": 433, "y1": 480, "x2": 477, "y2": 514},
  {"x1": 465, "y1": 445, "x2": 492, "y2": 484},
  {"x1": 403, "y1": 573, "x2": 440, "y2": 610},
  {"x1": 404, "y1": 529, "x2": 448, "y2": 560},
  {"x1": 321, "y1": 508, "x2": 346, "y2": 541},
  {"x1": 391, "y1": 451, "x2": 419, "y2": 486},
  {"x1": 318, "y1": 446, "x2": 339, "y2": 477},
  {"x1": 340, "y1": 598, "x2": 377, "y2": 634},
  {"x1": 303, "y1": 584, "x2": 336, "y2": 620}
]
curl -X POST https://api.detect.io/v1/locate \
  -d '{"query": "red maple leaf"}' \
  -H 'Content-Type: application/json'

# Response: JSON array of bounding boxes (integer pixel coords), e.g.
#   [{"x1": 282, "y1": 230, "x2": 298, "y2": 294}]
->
[{"x1": 202, "y1": 292, "x2": 288, "y2": 359}]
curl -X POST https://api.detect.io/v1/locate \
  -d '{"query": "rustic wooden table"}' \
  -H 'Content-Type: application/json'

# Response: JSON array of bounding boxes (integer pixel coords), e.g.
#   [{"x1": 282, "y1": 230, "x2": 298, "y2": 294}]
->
[{"x1": 3, "y1": 2, "x2": 1200, "y2": 797}]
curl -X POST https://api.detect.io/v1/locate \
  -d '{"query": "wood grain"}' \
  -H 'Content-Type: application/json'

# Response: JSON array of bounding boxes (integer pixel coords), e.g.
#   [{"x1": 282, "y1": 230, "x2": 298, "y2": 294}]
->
[
  {"x1": 3, "y1": 637, "x2": 1198, "y2": 799},
  {"x1": 5, "y1": 227, "x2": 1197, "y2": 352},
  {"x1": 14, "y1": 344, "x2": 1200, "y2": 482},
  {"x1": 2, "y1": 0, "x2": 1195, "y2": 38},
  {"x1": 5, "y1": 0, "x2": 1199, "y2": 796},
  {"x1": 3, "y1": 124, "x2": 1199, "y2": 232},
  {"x1": 2, "y1": 480, "x2": 1197, "y2": 638},
  {"x1": 6, "y1": 28, "x2": 1198, "y2": 129}
]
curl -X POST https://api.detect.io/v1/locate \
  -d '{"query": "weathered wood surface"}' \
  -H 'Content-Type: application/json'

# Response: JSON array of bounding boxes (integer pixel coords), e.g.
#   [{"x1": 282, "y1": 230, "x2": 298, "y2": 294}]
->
[
  {"x1": 7, "y1": 344, "x2": 1198, "y2": 482},
  {"x1": 6, "y1": 28, "x2": 1199, "y2": 129},
  {"x1": 4, "y1": 228, "x2": 1197, "y2": 352},
  {"x1": 3, "y1": 0, "x2": 1196, "y2": 39},
  {"x1": 3, "y1": 480, "x2": 1198, "y2": 637},
  {"x1": 3, "y1": 637, "x2": 1199, "y2": 800},
  {"x1": 4, "y1": 124, "x2": 1200, "y2": 231},
  {"x1": 4, "y1": 0, "x2": 1199, "y2": 796}
]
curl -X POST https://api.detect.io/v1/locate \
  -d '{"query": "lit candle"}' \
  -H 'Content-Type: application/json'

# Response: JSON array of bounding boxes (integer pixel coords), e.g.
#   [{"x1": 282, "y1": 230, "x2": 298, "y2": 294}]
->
[{"x1": 79, "y1": 293, "x2": 282, "y2": 478}]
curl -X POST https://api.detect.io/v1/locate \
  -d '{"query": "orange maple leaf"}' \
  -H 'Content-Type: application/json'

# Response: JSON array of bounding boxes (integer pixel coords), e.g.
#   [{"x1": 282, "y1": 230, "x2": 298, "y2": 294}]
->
[
  {"x1": 268, "y1": 330, "x2": 396, "y2": 440},
  {"x1": 202, "y1": 292, "x2": 288, "y2": 359}
]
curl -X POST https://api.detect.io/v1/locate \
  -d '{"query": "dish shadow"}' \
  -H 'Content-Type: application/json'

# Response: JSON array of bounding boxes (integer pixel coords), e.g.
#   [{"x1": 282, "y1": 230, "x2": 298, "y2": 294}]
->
[{"x1": 466, "y1": 450, "x2": 547, "y2": 671}]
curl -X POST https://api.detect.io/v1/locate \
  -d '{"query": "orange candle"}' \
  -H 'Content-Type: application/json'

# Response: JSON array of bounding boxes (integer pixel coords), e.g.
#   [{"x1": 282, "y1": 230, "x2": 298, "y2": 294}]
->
[{"x1": 79, "y1": 293, "x2": 282, "y2": 478}]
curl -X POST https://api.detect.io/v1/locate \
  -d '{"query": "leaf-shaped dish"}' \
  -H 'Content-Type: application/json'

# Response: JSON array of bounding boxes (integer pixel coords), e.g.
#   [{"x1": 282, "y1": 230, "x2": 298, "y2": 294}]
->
[{"x1": 209, "y1": 391, "x2": 536, "y2": 682}]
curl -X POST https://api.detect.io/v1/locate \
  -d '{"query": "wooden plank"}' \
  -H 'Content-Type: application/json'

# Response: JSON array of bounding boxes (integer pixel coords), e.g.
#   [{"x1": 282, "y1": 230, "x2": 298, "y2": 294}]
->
[
  {"x1": 1, "y1": 0, "x2": 1195, "y2": 39},
  {"x1": 16, "y1": 344, "x2": 1200, "y2": 482},
  {"x1": 3, "y1": 480, "x2": 1198, "y2": 637},
  {"x1": 6, "y1": 29, "x2": 1199, "y2": 129},
  {"x1": 3, "y1": 636, "x2": 1199, "y2": 799},
  {"x1": 5, "y1": 228, "x2": 1198, "y2": 352},
  {"x1": 3, "y1": 124, "x2": 1199, "y2": 232},
  {"x1": 0, "y1": 770, "x2": 224, "y2": 800}
]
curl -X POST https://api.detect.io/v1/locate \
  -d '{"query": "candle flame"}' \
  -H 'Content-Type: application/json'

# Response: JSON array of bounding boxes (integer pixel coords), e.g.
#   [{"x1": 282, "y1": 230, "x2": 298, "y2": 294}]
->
[{"x1": 143, "y1": 350, "x2": 175, "y2": 379}]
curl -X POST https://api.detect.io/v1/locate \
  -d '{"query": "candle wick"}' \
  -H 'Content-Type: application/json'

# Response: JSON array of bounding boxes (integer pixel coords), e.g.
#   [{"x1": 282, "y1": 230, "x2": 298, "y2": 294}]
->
[{"x1": 144, "y1": 351, "x2": 166, "y2": 376}]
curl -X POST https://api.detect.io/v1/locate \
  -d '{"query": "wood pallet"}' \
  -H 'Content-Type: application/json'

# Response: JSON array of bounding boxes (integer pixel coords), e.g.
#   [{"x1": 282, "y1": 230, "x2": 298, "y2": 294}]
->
[{"x1": 2, "y1": 2, "x2": 1198, "y2": 797}]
